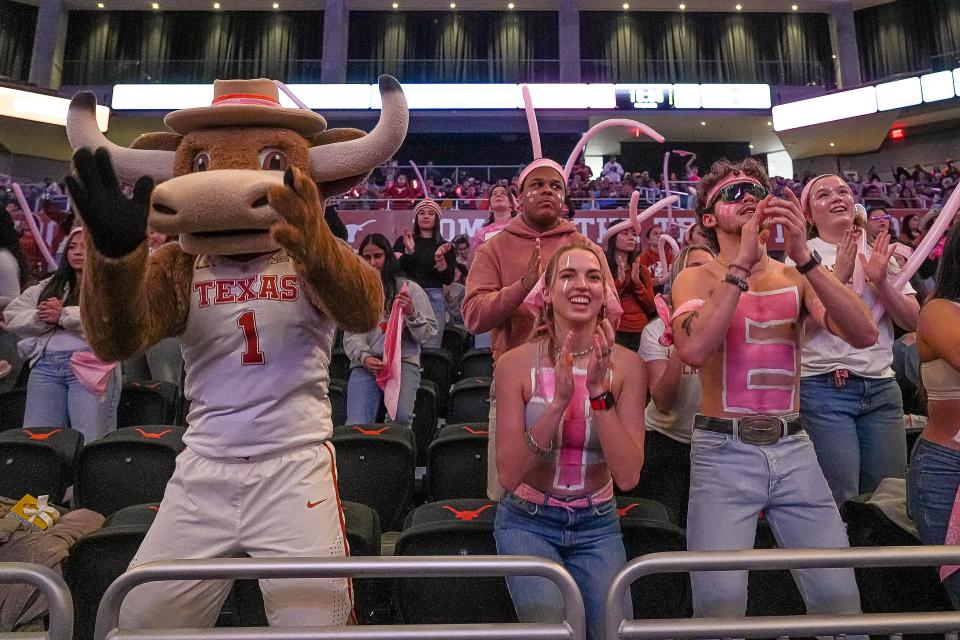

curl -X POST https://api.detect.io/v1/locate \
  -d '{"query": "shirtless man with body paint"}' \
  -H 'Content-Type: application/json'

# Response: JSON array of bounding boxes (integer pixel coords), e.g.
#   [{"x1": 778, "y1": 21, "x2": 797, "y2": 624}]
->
[{"x1": 669, "y1": 158, "x2": 878, "y2": 628}]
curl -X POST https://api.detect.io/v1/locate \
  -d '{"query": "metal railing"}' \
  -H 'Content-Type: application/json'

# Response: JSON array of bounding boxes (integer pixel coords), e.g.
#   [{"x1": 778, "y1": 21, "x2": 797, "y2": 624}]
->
[
  {"x1": 96, "y1": 555, "x2": 585, "y2": 640},
  {"x1": 0, "y1": 562, "x2": 74, "y2": 640},
  {"x1": 604, "y1": 545, "x2": 960, "y2": 640},
  {"x1": 580, "y1": 58, "x2": 832, "y2": 87}
]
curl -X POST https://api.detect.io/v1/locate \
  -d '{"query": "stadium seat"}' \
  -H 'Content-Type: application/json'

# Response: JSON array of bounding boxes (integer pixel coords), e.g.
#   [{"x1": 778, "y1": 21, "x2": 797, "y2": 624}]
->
[
  {"x1": 460, "y1": 348, "x2": 494, "y2": 380},
  {"x1": 393, "y1": 499, "x2": 516, "y2": 624},
  {"x1": 0, "y1": 387, "x2": 27, "y2": 431},
  {"x1": 446, "y1": 377, "x2": 491, "y2": 425},
  {"x1": 75, "y1": 425, "x2": 186, "y2": 516},
  {"x1": 420, "y1": 348, "x2": 454, "y2": 416},
  {"x1": 442, "y1": 323, "x2": 471, "y2": 371},
  {"x1": 411, "y1": 380, "x2": 439, "y2": 466},
  {"x1": 329, "y1": 378, "x2": 348, "y2": 428},
  {"x1": 427, "y1": 423, "x2": 488, "y2": 500},
  {"x1": 615, "y1": 497, "x2": 691, "y2": 619},
  {"x1": 64, "y1": 503, "x2": 157, "y2": 640},
  {"x1": 331, "y1": 424, "x2": 415, "y2": 530},
  {"x1": 329, "y1": 348, "x2": 350, "y2": 383},
  {"x1": 0, "y1": 427, "x2": 83, "y2": 504},
  {"x1": 842, "y1": 493, "x2": 953, "y2": 614},
  {"x1": 117, "y1": 380, "x2": 180, "y2": 427}
]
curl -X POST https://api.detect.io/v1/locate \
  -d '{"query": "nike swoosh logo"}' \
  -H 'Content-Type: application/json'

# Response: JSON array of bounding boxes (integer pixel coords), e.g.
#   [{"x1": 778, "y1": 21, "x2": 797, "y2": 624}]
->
[{"x1": 306, "y1": 499, "x2": 326, "y2": 509}]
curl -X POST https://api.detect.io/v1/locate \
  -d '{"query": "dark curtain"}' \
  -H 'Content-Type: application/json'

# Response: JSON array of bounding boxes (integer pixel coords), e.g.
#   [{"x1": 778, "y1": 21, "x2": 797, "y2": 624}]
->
[
  {"x1": 856, "y1": 0, "x2": 960, "y2": 81},
  {"x1": 579, "y1": 11, "x2": 833, "y2": 86},
  {"x1": 0, "y1": 1, "x2": 37, "y2": 82},
  {"x1": 347, "y1": 11, "x2": 558, "y2": 82},
  {"x1": 63, "y1": 11, "x2": 323, "y2": 84}
]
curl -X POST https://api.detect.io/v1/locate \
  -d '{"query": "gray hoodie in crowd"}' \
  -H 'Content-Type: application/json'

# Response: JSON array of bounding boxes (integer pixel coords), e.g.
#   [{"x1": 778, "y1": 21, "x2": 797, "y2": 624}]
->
[{"x1": 343, "y1": 277, "x2": 437, "y2": 369}]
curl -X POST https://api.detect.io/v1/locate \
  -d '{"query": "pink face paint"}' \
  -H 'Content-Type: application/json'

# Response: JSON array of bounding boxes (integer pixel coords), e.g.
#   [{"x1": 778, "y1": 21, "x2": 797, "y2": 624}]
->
[
  {"x1": 714, "y1": 201, "x2": 739, "y2": 222},
  {"x1": 723, "y1": 287, "x2": 800, "y2": 414}
]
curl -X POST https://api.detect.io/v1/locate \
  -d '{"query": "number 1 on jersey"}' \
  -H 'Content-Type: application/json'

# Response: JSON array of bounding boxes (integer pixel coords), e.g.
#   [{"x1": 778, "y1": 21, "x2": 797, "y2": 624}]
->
[{"x1": 237, "y1": 310, "x2": 265, "y2": 365}]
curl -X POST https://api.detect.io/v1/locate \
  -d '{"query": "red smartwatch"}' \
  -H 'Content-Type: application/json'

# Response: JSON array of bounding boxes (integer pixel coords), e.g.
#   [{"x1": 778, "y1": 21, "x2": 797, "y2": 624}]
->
[{"x1": 589, "y1": 391, "x2": 616, "y2": 411}]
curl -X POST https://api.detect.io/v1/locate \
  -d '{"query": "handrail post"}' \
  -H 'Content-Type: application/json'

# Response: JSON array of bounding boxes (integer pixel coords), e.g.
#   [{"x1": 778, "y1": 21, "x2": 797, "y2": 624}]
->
[
  {"x1": 604, "y1": 546, "x2": 960, "y2": 640},
  {"x1": 96, "y1": 555, "x2": 585, "y2": 640},
  {"x1": 0, "y1": 563, "x2": 73, "y2": 640}
]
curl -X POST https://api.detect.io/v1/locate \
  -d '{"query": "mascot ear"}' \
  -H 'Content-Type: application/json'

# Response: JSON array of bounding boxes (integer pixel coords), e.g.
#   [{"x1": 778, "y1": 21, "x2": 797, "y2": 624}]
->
[
  {"x1": 308, "y1": 128, "x2": 373, "y2": 199},
  {"x1": 131, "y1": 132, "x2": 183, "y2": 152}
]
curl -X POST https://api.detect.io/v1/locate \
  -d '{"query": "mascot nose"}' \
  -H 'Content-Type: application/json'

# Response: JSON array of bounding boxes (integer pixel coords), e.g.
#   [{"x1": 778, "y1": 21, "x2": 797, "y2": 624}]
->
[{"x1": 251, "y1": 193, "x2": 269, "y2": 208}]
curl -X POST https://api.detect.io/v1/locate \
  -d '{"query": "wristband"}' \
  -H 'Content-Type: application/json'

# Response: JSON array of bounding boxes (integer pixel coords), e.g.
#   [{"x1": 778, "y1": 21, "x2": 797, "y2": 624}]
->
[
  {"x1": 728, "y1": 263, "x2": 751, "y2": 276},
  {"x1": 723, "y1": 273, "x2": 749, "y2": 292},
  {"x1": 589, "y1": 391, "x2": 616, "y2": 411},
  {"x1": 796, "y1": 251, "x2": 822, "y2": 275}
]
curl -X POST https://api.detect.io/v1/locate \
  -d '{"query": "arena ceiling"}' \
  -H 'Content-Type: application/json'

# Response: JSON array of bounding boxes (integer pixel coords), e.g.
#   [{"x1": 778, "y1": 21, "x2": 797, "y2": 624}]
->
[{"x1": 15, "y1": 0, "x2": 892, "y2": 12}]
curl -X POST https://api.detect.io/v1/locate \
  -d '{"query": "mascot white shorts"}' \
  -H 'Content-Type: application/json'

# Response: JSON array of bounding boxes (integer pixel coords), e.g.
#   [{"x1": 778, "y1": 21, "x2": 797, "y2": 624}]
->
[{"x1": 119, "y1": 441, "x2": 352, "y2": 629}]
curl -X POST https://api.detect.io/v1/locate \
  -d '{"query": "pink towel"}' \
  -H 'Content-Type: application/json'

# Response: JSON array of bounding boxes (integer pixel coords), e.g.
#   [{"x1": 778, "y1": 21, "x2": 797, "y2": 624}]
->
[
  {"x1": 69, "y1": 351, "x2": 117, "y2": 399},
  {"x1": 377, "y1": 282, "x2": 408, "y2": 421},
  {"x1": 941, "y1": 486, "x2": 960, "y2": 581}
]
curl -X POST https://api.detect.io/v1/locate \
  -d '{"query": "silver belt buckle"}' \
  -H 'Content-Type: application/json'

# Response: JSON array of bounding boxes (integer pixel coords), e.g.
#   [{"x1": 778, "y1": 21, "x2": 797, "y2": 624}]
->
[{"x1": 737, "y1": 415, "x2": 782, "y2": 446}]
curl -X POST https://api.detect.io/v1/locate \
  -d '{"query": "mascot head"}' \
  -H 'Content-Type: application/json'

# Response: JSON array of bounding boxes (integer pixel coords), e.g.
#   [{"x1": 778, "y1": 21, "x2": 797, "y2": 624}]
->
[{"x1": 66, "y1": 76, "x2": 407, "y2": 256}]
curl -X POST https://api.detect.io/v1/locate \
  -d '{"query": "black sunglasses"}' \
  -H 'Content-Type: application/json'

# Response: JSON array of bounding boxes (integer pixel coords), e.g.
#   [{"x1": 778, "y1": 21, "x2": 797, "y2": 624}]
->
[{"x1": 708, "y1": 181, "x2": 768, "y2": 209}]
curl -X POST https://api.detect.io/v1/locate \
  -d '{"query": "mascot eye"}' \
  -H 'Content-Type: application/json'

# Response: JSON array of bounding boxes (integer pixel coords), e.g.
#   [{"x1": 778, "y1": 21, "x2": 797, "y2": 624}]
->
[
  {"x1": 192, "y1": 153, "x2": 211, "y2": 173},
  {"x1": 259, "y1": 149, "x2": 288, "y2": 172}
]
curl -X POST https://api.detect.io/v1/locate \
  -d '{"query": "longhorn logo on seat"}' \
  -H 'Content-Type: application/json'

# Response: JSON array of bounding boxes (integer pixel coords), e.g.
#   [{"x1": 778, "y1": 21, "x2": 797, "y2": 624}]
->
[
  {"x1": 352, "y1": 426, "x2": 390, "y2": 436},
  {"x1": 462, "y1": 426, "x2": 488, "y2": 436},
  {"x1": 23, "y1": 429, "x2": 62, "y2": 440},
  {"x1": 135, "y1": 428, "x2": 173, "y2": 439},
  {"x1": 617, "y1": 502, "x2": 640, "y2": 518},
  {"x1": 442, "y1": 504, "x2": 493, "y2": 521}
]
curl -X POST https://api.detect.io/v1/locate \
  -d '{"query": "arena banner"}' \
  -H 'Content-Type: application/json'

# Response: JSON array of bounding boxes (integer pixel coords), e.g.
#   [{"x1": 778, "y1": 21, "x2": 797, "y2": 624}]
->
[
  {"x1": 337, "y1": 208, "x2": 927, "y2": 252},
  {"x1": 337, "y1": 209, "x2": 701, "y2": 249}
]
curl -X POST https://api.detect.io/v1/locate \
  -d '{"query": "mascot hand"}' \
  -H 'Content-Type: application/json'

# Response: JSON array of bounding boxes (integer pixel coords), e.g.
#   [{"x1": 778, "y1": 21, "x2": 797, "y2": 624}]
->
[
  {"x1": 269, "y1": 167, "x2": 326, "y2": 264},
  {"x1": 65, "y1": 148, "x2": 152, "y2": 259}
]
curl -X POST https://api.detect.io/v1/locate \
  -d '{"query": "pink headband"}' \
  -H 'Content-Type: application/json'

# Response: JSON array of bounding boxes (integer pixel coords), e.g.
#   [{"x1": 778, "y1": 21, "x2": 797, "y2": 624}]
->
[
  {"x1": 522, "y1": 271, "x2": 623, "y2": 328},
  {"x1": 704, "y1": 173, "x2": 764, "y2": 211},
  {"x1": 799, "y1": 174, "x2": 836, "y2": 216},
  {"x1": 518, "y1": 159, "x2": 566, "y2": 191}
]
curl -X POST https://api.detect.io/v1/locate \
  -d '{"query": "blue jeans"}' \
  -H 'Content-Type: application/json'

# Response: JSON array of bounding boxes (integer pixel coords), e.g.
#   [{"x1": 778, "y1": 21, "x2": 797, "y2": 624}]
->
[
  {"x1": 494, "y1": 491, "x2": 632, "y2": 640},
  {"x1": 345, "y1": 361, "x2": 420, "y2": 425},
  {"x1": 23, "y1": 350, "x2": 120, "y2": 444},
  {"x1": 687, "y1": 429, "x2": 864, "y2": 631},
  {"x1": 800, "y1": 373, "x2": 907, "y2": 506},
  {"x1": 907, "y1": 438, "x2": 960, "y2": 609},
  {"x1": 424, "y1": 287, "x2": 445, "y2": 350}
]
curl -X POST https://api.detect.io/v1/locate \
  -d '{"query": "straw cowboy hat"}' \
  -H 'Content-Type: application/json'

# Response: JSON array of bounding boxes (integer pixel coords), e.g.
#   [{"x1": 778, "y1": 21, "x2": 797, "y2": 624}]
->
[{"x1": 164, "y1": 78, "x2": 328, "y2": 136}]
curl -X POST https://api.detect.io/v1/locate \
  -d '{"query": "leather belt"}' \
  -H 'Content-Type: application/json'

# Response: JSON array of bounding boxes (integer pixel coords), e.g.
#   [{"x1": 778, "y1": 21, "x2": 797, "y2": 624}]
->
[{"x1": 694, "y1": 413, "x2": 804, "y2": 446}]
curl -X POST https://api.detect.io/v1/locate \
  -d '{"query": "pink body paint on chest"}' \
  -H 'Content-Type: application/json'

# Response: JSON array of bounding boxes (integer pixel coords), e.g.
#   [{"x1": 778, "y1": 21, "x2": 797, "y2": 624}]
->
[
  {"x1": 722, "y1": 287, "x2": 800, "y2": 414},
  {"x1": 534, "y1": 367, "x2": 592, "y2": 490}
]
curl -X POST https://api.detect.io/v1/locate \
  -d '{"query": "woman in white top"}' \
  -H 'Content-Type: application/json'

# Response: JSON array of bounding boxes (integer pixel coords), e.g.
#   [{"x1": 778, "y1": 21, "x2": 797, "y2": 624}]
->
[
  {"x1": 797, "y1": 174, "x2": 920, "y2": 506},
  {"x1": 636, "y1": 245, "x2": 714, "y2": 524},
  {"x1": 4, "y1": 229, "x2": 120, "y2": 442},
  {"x1": 907, "y1": 222, "x2": 960, "y2": 609},
  {"x1": 0, "y1": 207, "x2": 27, "y2": 383}
]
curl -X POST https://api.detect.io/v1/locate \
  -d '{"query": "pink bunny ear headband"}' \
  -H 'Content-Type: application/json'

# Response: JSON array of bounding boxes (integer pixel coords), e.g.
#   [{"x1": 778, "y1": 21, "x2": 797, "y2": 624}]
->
[
  {"x1": 522, "y1": 272, "x2": 624, "y2": 328},
  {"x1": 516, "y1": 85, "x2": 665, "y2": 189}
]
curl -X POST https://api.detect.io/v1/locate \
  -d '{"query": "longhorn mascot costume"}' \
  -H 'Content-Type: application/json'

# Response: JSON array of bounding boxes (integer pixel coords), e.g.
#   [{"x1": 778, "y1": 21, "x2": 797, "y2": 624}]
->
[{"x1": 63, "y1": 77, "x2": 408, "y2": 628}]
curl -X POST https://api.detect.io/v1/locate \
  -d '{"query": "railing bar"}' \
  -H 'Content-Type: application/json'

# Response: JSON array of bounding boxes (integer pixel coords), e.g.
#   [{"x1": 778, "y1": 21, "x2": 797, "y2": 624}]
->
[
  {"x1": 105, "y1": 624, "x2": 571, "y2": 640},
  {"x1": 617, "y1": 612, "x2": 960, "y2": 640}
]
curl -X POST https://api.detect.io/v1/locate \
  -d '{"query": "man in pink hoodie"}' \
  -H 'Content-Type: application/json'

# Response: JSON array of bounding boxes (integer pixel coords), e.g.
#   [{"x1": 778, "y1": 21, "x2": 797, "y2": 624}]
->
[{"x1": 463, "y1": 163, "x2": 609, "y2": 498}]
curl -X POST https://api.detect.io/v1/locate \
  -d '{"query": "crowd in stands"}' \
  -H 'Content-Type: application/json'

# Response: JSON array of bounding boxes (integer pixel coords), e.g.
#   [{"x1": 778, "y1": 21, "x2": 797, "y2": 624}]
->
[
  {"x1": 2, "y1": 153, "x2": 960, "y2": 634},
  {"x1": 332, "y1": 156, "x2": 960, "y2": 215}
]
